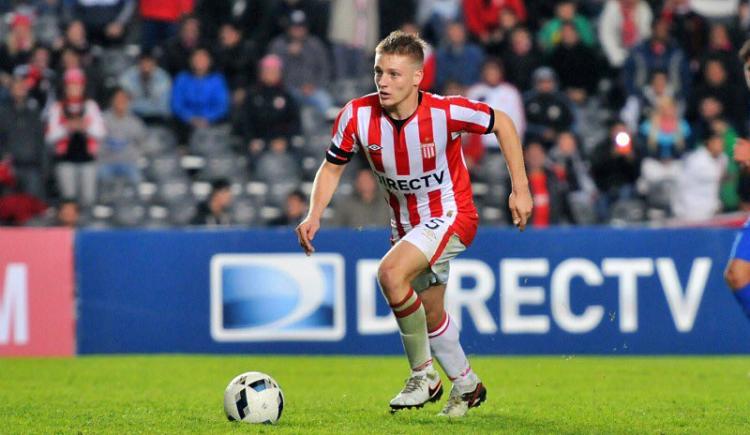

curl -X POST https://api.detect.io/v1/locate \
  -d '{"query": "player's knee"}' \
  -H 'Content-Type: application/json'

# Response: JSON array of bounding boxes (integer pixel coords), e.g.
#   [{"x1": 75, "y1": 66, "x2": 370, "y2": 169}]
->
[
  {"x1": 725, "y1": 265, "x2": 750, "y2": 291},
  {"x1": 377, "y1": 262, "x2": 404, "y2": 296}
]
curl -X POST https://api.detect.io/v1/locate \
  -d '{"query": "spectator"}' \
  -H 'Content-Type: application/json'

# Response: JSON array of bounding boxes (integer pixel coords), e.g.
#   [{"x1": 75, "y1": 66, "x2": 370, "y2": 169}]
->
[
  {"x1": 547, "y1": 22, "x2": 600, "y2": 98},
  {"x1": 524, "y1": 67, "x2": 575, "y2": 146},
  {"x1": 269, "y1": 9, "x2": 333, "y2": 118},
  {"x1": 598, "y1": 0, "x2": 653, "y2": 68},
  {"x1": 401, "y1": 22, "x2": 437, "y2": 91},
  {"x1": 268, "y1": 189, "x2": 307, "y2": 227},
  {"x1": 538, "y1": 0, "x2": 596, "y2": 52},
  {"x1": 99, "y1": 88, "x2": 146, "y2": 189},
  {"x1": 467, "y1": 58, "x2": 525, "y2": 148},
  {"x1": 191, "y1": 178, "x2": 233, "y2": 226},
  {"x1": 0, "y1": 76, "x2": 47, "y2": 199},
  {"x1": 12, "y1": 45, "x2": 56, "y2": 117},
  {"x1": 328, "y1": 0, "x2": 380, "y2": 81},
  {"x1": 0, "y1": 12, "x2": 35, "y2": 84},
  {"x1": 70, "y1": 0, "x2": 134, "y2": 46},
  {"x1": 621, "y1": 70, "x2": 682, "y2": 132},
  {"x1": 139, "y1": 0, "x2": 194, "y2": 52},
  {"x1": 56, "y1": 46, "x2": 104, "y2": 106},
  {"x1": 213, "y1": 21, "x2": 258, "y2": 107},
  {"x1": 161, "y1": 15, "x2": 202, "y2": 77},
  {"x1": 712, "y1": 118, "x2": 740, "y2": 211},
  {"x1": 501, "y1": 27, "x2": 542, "y2": 92},
  {"x1": 170, "y1": 47, "x2": 230, "y2": 146},
  {"x1": 689, "y1": 0, "x2": 739, "y2": 24},
  {"x1": 60, "y1": 20, "x2": 93, "y2": 66},
  {"x1": 591, "y1": 120, "x2": 641, "y2": 220},
  {"x1": 255, "y1": 137, "x2": 301, "y2": 188},
  {"x1": 548, "y1": 131, "x2": 598, "y2": 224},
  {"x1": 700, "y1": 24, "x2": 742, "y2": 85},
  {"x1": 518, "y1": 140, "x2": 570, "y2": 227},
  {"x1": 55, "y1": 198, "x2": 81, "y2": 227},
  {"x1": 0, "y1": 185, "x2": 47, "y2": 225},
  {"x1": 118, "y1": 50, "x2": 172, "y2": 124},
  {"x1": 435, "y1": 21, "x2": 485, "y2": 90},
  {"x1": 46, "y1": 68, "x2": 105, "y2": 206},
  {"x1": 238, "y1": 55, "x2": 300, "y2": 157},
  {"x1": 622, "y1": 19, "x2": 690, "y2": 100},
  {"x1": 379, "y1": 0, "x2": 417, "y2": 41},
  {"x1": 333, "y1": 168, "x2": 390, "y2": 228},
  {"x1": 264, "y1": 0, "x2": 328, "y2": 47},
  {"x1": 671, "y1": 132, "x2": 728, "y2": 220},
  {"x1": 640, "y1": 96, "x2": 690, "y2": 160},
  {"x1": 193, "y1": 0, "x2": 267, "y2": 41},
  {"x1": 416, "y1": 0, "x2": 461, "y2": 44},
  {"x1": 463, "y1": 0, "x2": 526, "y2": 44},
  {"x1": 661, "y1": 0, "x2": 708, "y2": 62},
  {"x1": 689, "y1": 58, "x2": 748, "y2": 136}
]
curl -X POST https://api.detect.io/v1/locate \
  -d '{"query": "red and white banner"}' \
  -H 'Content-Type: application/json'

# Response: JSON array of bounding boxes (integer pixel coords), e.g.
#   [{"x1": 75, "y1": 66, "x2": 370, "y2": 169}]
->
[{"x1": 0, "y1": 228, "x2": 74, "y2": 356}]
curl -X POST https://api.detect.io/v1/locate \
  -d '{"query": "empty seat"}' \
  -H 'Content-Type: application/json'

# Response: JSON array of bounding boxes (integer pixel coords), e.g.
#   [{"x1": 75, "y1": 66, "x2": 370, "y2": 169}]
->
[{"x1": 157, "y1": 177, "x2": 193, "y2": 204}]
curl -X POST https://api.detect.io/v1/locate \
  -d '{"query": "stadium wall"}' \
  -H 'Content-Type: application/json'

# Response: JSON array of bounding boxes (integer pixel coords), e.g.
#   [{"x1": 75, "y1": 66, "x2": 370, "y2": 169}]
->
[{"x1": 72, "y1": 227, "x2": 750, "y2": 355}]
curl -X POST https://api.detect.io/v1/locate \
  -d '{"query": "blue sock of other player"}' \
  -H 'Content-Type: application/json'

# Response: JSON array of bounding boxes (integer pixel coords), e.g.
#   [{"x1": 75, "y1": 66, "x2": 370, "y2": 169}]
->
[{"x1": 733, "y1": 284, "x2": 750, "y2": 318}]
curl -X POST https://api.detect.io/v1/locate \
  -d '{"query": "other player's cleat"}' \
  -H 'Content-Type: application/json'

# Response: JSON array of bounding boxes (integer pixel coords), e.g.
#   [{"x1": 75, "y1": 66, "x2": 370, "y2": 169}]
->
[
  {"x1": 389, "y1": 368, "x2": 443, "y2": 411},
  {"x1": 437, "y1": 382, "x2": 487, "y2": 418}
]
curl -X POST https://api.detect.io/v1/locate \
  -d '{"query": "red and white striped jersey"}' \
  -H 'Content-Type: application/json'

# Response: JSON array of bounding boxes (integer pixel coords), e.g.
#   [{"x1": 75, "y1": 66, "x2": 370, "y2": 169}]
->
[{"x1": 327, "y1": 91, "x2": 495, "y2": 243}]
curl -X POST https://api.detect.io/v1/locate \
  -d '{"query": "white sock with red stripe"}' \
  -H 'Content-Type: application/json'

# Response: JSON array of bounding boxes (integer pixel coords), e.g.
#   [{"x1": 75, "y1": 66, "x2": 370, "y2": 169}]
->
[
  {"x1": 428, "y1": 312, "x2": 478, "y2": 392},
  {"x1": 391, "y1": 288, "x2": 432, "y2": 374}
]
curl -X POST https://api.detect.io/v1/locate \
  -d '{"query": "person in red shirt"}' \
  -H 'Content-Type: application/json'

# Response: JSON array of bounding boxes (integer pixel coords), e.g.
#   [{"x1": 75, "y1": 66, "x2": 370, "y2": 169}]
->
[
  {"x1": 139, "y1": 0, "x2": 194, "y2": 52},
  {"x1": 463, "y1": 0, "x2": 526, "y2": 44}
]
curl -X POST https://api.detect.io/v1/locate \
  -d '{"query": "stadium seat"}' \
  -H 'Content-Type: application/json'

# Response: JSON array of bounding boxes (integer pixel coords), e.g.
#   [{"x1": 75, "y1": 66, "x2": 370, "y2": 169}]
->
[
  {"x1": 142, "y1": 127, "x2": 177, "y2": 157},
  {"x1": 167, "y1": 201, "x2": 197, "y2": 226},
  {"x1": 112, "y1": 200, "x2": 147, "y2": 227},
  {"x1": 157, "y1": 177, "x2": 193, "y2": 205},
  {"x1": 149, "y1": 154, "x2": 185, "y2": 181},
  {"x1": 232, "y1": 197, "x2": 259, "y2": 226}
]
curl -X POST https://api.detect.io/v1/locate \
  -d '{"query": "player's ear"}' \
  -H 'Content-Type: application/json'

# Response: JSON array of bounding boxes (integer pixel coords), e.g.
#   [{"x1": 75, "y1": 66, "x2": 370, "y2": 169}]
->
[{"x1": 413, "y1": 65, "x2": 424, "y2": 87}]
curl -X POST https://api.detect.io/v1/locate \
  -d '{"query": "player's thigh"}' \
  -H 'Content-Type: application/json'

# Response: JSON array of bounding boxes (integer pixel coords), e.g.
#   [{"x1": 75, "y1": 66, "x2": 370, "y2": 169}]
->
[
  {"x1": 725, "y1": 258, "x2": 750, "y2": 290},
  {"x1": 420, "y1": 284, "x2": 447, "y2": 330},
  {"x1": 378, "y1": 239, "x2": 430, "y2": 291}
]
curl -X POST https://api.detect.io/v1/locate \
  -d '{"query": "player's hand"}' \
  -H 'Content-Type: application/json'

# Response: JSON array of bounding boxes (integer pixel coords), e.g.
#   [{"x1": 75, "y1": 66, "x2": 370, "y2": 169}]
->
[
  {"x1": 508, "y1": 188, "x2": 533, "y2": 232},
  {"x1": 295, "y1": 216, "x2": 320, "y2": 256},
  {"x1": 735, "y1": 138, "x2": 750, "y2": 167}
]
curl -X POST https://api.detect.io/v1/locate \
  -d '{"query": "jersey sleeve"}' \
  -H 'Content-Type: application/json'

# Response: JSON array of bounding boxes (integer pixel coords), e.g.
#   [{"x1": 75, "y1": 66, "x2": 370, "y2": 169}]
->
[
  {"x1": 326, "y1": 101, "x2": 359, "y2": 165},
  {"x1": 446, "y1": 95, "x2": 495, "y2": 135}
]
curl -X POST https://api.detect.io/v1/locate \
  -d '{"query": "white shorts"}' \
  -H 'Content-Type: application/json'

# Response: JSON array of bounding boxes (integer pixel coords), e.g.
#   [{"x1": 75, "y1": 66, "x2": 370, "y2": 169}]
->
[{"x1": 391, "y1": 214, "x2": 471, "y2": 293}]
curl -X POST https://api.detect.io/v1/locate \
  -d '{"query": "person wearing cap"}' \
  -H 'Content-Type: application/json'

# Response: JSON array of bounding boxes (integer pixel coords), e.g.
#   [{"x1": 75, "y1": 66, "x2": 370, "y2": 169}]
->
[
  {"x1": 269, "y1": 9, "x2": 334, "y2": 118},
  {"x1": 238, "y1": 54, "x2": 300, "y2": 159},
  {"x1": 170, "y1": 47, "x2": 230, "y2": 146},
  {"x1": 118, "y1": 49, "x2": 172, "y2": 124},
  {"x1": 45, "y1": 68, "x2": 106, "y2": 206},
  {"x1": 523, "y1": 66, "x2": 575, "y2": 146}
]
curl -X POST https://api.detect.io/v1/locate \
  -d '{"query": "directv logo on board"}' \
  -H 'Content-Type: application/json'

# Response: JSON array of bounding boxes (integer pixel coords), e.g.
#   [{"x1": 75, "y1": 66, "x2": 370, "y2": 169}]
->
[{"x1": 210, "y1": 254, "x2": 345, "y2": 342}]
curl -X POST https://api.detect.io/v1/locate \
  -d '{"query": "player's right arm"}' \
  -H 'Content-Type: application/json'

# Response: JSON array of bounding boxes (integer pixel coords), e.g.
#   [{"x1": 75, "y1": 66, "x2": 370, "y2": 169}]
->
[
  {"x1": 296, "y1": 101, "x2": 359, "y2": 255},
  {"x1": 296, "y1": 161, "x2": 346, "y2": 255}
]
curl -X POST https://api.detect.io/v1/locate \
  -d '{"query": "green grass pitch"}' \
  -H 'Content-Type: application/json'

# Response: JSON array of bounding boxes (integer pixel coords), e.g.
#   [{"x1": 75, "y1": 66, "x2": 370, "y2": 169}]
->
[{"x1": 1, "y1": 355, "x2": 749, "y2": 434}]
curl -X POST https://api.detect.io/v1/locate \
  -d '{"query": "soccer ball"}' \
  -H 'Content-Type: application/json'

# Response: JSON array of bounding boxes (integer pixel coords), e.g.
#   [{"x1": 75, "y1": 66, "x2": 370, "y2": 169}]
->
[{"x1": 223, "y1": 371, "x2": 285, "y2": 424}]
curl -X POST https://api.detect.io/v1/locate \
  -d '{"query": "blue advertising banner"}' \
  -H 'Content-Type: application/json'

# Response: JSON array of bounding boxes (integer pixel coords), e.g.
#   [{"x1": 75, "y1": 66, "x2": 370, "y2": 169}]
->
[{"x1": 76, "y1": 227, "x2": 750, "y2": 354}]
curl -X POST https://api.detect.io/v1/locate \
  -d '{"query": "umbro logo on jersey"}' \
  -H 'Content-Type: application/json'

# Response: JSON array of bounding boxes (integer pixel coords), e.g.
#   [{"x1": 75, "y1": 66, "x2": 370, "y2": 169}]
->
[
  {"x1": 368, "y1": 144, "x2": 382, "y2": 152},
  {"x1": 421, "y1": 142, "x2": 436, "y2": 159}
]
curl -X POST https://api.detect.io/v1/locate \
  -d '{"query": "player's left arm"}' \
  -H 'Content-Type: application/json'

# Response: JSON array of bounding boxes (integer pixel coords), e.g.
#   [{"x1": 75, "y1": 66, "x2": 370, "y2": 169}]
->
[{"x1": 491, "y1": 109, "x2": 533, "y2": 231}]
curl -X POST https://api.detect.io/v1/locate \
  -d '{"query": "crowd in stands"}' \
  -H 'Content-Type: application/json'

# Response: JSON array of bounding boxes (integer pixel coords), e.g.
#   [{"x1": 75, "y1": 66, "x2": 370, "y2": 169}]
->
[{"x1": 0, "y1": 0, "x2": 749, "y2": 229}]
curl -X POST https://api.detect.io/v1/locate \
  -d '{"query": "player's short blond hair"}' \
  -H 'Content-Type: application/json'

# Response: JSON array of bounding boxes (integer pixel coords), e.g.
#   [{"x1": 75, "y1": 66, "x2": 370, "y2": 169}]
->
[{"x1": 375, "y1": 30, "x2": 426, "y2": 66}]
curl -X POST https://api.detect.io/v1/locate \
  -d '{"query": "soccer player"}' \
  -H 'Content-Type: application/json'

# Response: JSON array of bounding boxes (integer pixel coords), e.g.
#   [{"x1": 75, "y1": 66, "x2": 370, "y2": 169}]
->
[
  {"x1": 295, "y1": 31, "x2": 533, "y2": 417},
  {"x1": 724, "y1": 41, "x2": 750, "y2": 319}
]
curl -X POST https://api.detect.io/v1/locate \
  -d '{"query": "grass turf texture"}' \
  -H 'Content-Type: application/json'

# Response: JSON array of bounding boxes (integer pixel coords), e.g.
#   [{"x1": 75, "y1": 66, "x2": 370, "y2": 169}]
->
[{"x1": 1, "y1": 356, "x2": 749, "y2": 434}]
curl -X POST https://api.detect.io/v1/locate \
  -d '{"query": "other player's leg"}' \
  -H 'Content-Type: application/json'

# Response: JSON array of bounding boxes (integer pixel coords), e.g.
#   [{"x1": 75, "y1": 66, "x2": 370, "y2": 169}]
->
[
  {"x1": 725, "y1": 227, "x2": 750, "y2": 319},
  {"x1": 421, "y1": 282, "x2": 486, "y2": 417},
  {"x1": 378, "y1": 240, "x2": 440, "y2": 410}
]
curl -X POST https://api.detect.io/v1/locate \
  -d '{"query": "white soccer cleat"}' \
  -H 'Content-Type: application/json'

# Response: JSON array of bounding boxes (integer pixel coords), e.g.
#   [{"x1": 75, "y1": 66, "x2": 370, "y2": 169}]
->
[
  {"x1": 389, "y1": 368, "x2": 443, "y2": 411},
  {"x1": 437, "y1": 382, "x2": 487, "y2": 418}
]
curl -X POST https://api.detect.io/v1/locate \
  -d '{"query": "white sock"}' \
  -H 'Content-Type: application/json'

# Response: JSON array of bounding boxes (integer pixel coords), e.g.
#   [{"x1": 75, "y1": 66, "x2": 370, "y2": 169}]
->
[
  {"x1": 428, "y1": 313, "x2": 478, "y2": 392},
  {"x1": 391, "y1": 288, "x2": 432, "y2": 372}
]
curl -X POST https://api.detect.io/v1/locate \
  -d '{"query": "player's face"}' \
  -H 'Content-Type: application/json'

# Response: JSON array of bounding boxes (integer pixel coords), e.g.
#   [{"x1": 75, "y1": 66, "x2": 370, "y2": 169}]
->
[
  {"x1": 374, "y1": 53, "x2": 423, "y2": 110},
  {"x1": 744, "y1": 60, "x2": 750, "y2": 90}
]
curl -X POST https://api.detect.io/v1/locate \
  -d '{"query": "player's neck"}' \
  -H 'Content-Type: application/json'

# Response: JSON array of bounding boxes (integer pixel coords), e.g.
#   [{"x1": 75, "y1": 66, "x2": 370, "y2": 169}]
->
[{"x1": 384, "y1": 90, "x2": 420, "y2": 120}]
